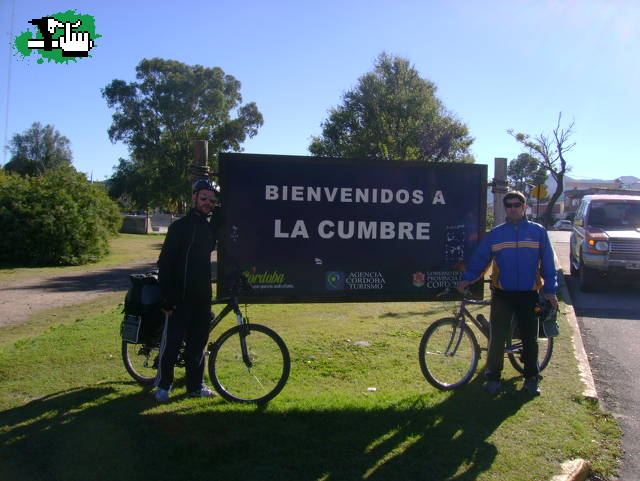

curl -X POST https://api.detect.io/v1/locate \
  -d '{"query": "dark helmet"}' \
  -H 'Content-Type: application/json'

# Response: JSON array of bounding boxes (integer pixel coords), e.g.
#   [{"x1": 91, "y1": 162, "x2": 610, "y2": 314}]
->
[{"x1": 192, "y1": 178, "x2": 220, "y2": 194}]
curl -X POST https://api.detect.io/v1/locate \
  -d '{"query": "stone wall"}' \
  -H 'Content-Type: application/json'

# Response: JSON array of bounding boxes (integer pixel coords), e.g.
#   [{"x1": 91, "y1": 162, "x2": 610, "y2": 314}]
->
[
  {"x1": 120, "y1": 215, "x2": 150, "y2": 234},
  {"x1": 119, "y1": 214, "x2": 179, "y2": 234}
]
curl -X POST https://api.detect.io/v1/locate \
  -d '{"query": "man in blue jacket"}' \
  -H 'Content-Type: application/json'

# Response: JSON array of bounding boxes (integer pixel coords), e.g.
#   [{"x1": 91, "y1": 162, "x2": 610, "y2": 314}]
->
[
  {"x1": 153, "y1": 179, "x2": 220, "y2": 402},
  {"x1": 457, "y1": 191, "x2": 558, "y2": 396}
]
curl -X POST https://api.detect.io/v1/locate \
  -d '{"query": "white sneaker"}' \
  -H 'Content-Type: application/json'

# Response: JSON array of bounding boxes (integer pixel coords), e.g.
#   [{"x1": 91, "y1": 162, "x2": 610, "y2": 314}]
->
[
  {"x1": 188, "y1": 385, "x2": 217, "y2": 398},
  {"x1": 153, "y1": 388, "x2": 170, "y2": 402}
]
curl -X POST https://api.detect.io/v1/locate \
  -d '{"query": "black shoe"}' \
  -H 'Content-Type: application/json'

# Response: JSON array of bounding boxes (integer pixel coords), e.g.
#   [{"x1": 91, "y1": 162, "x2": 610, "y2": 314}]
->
[
  {"x1": 521, "y1": 377, "x2": 541, "y2": 396},
  {"x1": 483, "y1": 380, "x2": 502, "y2": 394}
]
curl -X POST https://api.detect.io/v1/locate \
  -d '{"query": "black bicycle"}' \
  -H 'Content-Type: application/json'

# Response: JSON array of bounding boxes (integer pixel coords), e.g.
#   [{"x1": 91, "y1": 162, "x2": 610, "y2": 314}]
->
[
  {"x1": 418, "y1": 293, "x2": 554, "y2": 390},
  {"x1": 122, "y1": 289, "x2": 290, "y2": 404}
]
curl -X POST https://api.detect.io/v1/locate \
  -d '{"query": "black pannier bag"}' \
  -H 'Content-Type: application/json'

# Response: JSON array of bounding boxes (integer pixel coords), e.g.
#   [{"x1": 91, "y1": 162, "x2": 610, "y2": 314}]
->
[{"x1": 120, "y1": 271, "x2": 164, "y2": 344}]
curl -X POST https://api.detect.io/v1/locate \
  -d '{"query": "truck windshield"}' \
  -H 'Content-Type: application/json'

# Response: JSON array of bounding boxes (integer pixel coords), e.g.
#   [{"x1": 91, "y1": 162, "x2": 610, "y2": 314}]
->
[{"x1": 589, "y1": 202, "x2": 640, "y2": 228}]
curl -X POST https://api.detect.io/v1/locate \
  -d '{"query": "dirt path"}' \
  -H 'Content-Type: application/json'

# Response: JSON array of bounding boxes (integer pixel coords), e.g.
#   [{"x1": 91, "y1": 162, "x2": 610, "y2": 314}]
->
[{"x1": 0, "y1": 260, "x2": 158, "y2": 327}]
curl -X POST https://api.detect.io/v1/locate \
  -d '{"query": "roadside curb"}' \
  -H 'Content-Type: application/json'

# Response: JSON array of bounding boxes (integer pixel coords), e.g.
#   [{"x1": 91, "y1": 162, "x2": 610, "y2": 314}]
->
[
  {"x1": 549, "y1": 252, "x2": 598, "y2": 481},
  {"x1": 557, "y1": 268, "x2": 599, "y2": 400},
  {"x1": 551, "y1": 459, "x2": 592, "y2": 481},
  {"x1": 551, "y1": 246, "x2": 598, "y2": 401}
]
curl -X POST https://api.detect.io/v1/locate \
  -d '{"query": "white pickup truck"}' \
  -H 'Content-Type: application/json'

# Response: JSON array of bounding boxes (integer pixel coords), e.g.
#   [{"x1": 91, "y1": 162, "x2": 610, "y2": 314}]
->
[{"x1": 569, "y1": 194, "x2": 640, "y2": 292}]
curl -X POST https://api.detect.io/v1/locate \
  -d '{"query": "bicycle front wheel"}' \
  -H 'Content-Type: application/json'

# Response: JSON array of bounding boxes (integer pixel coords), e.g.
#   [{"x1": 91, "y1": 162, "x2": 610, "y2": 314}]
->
[
  {"x1": 507, "y1": 327, "x2": 554, "y2": 374},
  {"x1": 419, "y1": 317, "x2": 480, "y2": 390},
  {"x1": 122, "y1": 341, "x2": 159, "y2": 386},
  {"x1": 208, "y1": 324, "x2": 290, "y2": 404}
]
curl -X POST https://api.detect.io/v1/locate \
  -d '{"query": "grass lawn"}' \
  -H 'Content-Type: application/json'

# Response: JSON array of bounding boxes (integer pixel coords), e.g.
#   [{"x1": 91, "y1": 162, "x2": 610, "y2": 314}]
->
[{"x1": 0, "y1": 293, "x2": 621, "y2": 481}]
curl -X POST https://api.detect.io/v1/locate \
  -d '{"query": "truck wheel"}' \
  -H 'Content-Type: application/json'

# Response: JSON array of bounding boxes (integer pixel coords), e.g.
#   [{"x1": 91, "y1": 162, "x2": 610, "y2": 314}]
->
[
  {"x1": 569, "y1": 242, "x2": 578, "y2": 277},
  {"x1": 579, "y1": 258, "x2": 599, "y2": 292}
]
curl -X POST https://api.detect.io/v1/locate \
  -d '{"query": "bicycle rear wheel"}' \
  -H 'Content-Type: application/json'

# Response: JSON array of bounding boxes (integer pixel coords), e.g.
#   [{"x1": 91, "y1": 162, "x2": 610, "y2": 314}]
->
[
  {"x1": 507, "y1": 324, "x2": 554, "y2": 374},
  {"x1": 122, "y1": 341, "x2": 159, "y2": 386},
  {"x1": 419, "y1": 317, "x2": 480, "y2": 390},
  {"x1": 208, "y1": 324, "x2": 290, "y2": 404}
]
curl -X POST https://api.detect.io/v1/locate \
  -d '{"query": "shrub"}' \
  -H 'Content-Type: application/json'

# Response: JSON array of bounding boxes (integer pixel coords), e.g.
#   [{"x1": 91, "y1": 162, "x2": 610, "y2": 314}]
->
[
  {"x1": 486, "y1": 210, "x2": 494, "y2": 230},
  {"x1": 0, "y1": 167, "x2": 122, "y2": 265}
]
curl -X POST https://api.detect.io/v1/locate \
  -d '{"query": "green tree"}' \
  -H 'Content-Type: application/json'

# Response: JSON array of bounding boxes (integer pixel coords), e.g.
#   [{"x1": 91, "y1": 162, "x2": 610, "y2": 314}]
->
[
  {"x1": 102, "y1": 58, "x2": 264, "y2": 211},
  {"x1": 0, "y1": 166, "x2": 121, "y2": 266},
  {"x1": 3, "y1": 122, "x2": 72, "y2": 176},
  {"x1": 508, "y1": 113, "x2": 575, "y2": 227},
  {"x1": 107, "y1": 157, "x2": 156, "y2": 212},
  {"x1": 309, "y1": 53, "x2": 474, "y2": 162},
  {"x1": 507, "y1": 153, "x2": 548, "y2": 197}
]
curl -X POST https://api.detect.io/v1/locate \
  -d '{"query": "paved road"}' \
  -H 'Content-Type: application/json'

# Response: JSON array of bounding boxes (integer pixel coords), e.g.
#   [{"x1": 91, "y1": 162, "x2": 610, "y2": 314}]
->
[{"x1": 550, "y1": 231, "x2": 640, "y2": 481}]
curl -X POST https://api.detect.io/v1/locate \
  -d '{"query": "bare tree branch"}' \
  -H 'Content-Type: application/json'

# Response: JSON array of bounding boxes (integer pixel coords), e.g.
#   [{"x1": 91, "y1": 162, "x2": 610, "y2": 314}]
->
[{"x1": 508, "y1": 112, "x2": 575, "y2": 227}]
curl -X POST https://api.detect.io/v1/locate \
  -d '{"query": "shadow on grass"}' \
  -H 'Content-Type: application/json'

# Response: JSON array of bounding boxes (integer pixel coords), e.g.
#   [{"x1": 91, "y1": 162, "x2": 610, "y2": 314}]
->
[
  {"x1": 0, "y1": 379, "x2": 532, "y2": 481},
  {"x1": 9, "y1": 262, "x2": 158, "y2": 294},
  {"x1": 378, "y1": 308, "x2": 444, "y2": 319}
]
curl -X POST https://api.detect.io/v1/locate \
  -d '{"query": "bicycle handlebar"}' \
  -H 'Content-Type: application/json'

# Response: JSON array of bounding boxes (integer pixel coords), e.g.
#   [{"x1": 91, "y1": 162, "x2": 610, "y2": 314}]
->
[
  {"x1": 239, "y1": 273, "x2": 253, "y2": 292},
  {"x1": 212, "y1": 273, "x2": 253, "y2": 305}
]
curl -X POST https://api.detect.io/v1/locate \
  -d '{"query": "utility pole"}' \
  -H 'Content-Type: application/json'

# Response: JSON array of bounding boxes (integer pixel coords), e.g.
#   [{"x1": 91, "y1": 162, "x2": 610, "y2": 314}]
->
[
  {"x1": 529, "y1": 184, "x2": 543, "y2": 222},
  {"x1": 492, "y1": 158, "x2": 508, "y2": 223},
  {"x1": 191, "y1": 140, "x2": 210, "y2": 183}
]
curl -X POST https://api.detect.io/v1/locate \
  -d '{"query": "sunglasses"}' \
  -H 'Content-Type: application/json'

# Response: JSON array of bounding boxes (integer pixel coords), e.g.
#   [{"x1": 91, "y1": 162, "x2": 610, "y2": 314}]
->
[{"x1": 504, "y1": 202, "x2": 522, "y2": 208}]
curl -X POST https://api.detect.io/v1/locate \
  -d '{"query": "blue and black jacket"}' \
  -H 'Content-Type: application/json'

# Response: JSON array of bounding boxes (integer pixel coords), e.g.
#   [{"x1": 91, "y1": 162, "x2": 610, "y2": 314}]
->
[{"x1": 462, "y1": 218, "x2": 558, "y2": 294}]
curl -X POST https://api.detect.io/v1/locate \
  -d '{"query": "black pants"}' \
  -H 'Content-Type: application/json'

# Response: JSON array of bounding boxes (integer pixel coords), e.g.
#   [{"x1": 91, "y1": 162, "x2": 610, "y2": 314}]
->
[
  {"x1": 486, "y1": 289, "x2": 539, "y2": 380},
  {"x1": 155, "y1": 302, "x2": 210, "y2": 392}
]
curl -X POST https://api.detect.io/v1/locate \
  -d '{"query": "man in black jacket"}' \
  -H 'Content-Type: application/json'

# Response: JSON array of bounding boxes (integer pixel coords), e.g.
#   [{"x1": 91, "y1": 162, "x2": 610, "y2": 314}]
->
[{"x1": 153, "y1": 179, "x2": 220, "y2": 402}]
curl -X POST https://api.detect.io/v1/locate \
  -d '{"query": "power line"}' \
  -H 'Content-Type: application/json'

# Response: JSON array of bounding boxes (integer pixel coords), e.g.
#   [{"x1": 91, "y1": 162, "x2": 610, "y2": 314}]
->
[{"x1": 3, "y1": 0, "x2": 16, "y2": 165}]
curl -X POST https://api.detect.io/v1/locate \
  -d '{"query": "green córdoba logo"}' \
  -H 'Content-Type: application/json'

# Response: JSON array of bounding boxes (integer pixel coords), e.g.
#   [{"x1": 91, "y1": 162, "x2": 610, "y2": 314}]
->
[{"x1": 13, "y1": 10, "x2": 99, "y2": 64}]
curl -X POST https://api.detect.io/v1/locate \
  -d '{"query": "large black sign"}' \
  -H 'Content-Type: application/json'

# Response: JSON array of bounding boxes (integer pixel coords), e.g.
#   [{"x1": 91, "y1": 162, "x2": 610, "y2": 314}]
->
[{"x1": 217, "y1": 153, "x2": 486, "y2": 303}]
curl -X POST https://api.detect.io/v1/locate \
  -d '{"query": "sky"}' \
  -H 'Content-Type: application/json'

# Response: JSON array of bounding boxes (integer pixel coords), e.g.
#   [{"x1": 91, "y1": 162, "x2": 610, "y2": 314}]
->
[{"x1": 1, "y1": 0, "x2": 639, "y2": 183}]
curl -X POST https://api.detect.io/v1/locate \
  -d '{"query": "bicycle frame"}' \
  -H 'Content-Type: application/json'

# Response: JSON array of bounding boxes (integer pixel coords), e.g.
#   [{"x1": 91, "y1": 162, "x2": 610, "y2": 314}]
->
[
  {"x1": 456, "y1": 298, "x2": 490, "y2": 336},
  {"x1": 210, "y1": 296, "x2": 253, "y2": 367},
  {"x1": 437, "y1": 298, "x2": 486, "y2": 358},
  {"x1": 456, "y1": 296, "x2": 549, "y2": 359},
  {"x1": 455, "y1": 298, "x2": 524, "y2": 352}
]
